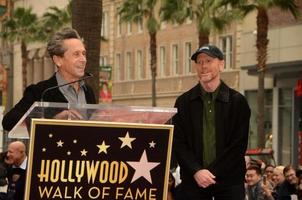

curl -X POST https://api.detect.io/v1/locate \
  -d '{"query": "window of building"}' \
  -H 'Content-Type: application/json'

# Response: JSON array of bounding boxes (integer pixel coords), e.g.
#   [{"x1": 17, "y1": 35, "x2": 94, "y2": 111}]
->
[
  {"x1": 126, "y1": 52, "x2": 133, "y2": 80},
  {"x1": 100, "y1": 56, "x2": 108, "y2": 66},
  {"x1": 101, "y1": 12, "x2": 108, "y2": 38},
  {"x1": 138, "y1": 18, "x2": 143, "y2": 33},
  {"x1": 245, "y1": 90, "x2": 273, "y2": 149},
  {"x1": 184, "y1": 42, "x2": 192, "y2": 74},
  {"x1": 219, "y1": 35, "x2": 233, "y2": 69},
  {"x1": 136, "y1": 50, "x2": 144, "y2": 79},
  {"x1": 117, "y1": 13, "x2": 122, "y2": 37},
  {"x1": 159, "y1": 46, "x2": 167, "y2": 77},
  {"x1": 160, "y1": 21, "x2": 166, "y2": 30},
  {"x1": 115, "y1": 53, "x2": 121, "y2": 81},
  {"x1": 172, "y1": 44, "x2": 179, "y2": 75},
  {"x1": 146, "y1": 48, "x2": 151, "y2": 79},
  {"x1": 127, "y1": 22, "x2": 132, "y2": 35},
  {"x1": 278, "y1": 88, "x2": 293, "y2": 164}
]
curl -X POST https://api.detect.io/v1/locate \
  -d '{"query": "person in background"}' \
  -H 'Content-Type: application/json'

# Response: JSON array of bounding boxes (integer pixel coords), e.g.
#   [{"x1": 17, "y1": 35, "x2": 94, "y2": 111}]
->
[
  {"x1": 270, "y1": 165, "x2": 285, "y2": 199},
  {"x1": 2, "y1": 27, "x2": 96, "y2": 132},
  {"x1": 264, "y1": 165, "x2": 275, "y2": 185},
  {"x1": 99, "y1": 82, "x2": 112, "y2": 103},
  {"x1": 296, "y1": 169, "x2": 302, "y2": 199},
  {"x1": 0, "y1": 151, "x2": 11, "y2": 200},
  {"x1": 6, "y1": 141, "x2": 27, "y2": 200},
  {"x1": 172, "y1": 44, "x2": 250, "y2": 199},
  {"x1": 245, "y1": 165, "x2": 274, "y2": 200},
  {"x1": 277, "y1": 165, "x2": 298, "y2": 200},
  {"x1": 167, "y1": 172, "x2": 176, "y2": 200}
]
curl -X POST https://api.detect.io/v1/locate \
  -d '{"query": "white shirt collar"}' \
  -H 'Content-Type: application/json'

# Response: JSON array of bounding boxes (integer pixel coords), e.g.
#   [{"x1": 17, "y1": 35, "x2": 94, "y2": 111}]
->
[{"x1": 13, "y1": 156, "x2": 27, "y2": 170}]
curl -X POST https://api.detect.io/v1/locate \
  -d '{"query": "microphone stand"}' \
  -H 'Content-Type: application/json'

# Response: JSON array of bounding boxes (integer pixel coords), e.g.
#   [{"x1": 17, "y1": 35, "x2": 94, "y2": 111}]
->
[{"x1": 40, "y1": 73, "x2": 93, "y2": 119}]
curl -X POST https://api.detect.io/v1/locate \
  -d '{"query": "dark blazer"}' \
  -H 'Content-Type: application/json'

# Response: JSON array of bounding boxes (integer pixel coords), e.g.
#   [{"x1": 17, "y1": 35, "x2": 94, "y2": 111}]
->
[
  {"x1": 2, "y1": 74, "x2": 96, "y2": 131},
  {"x1": 277, "y1": 180, "x2": 298, "y2": 200},
  {"x1": 172, "y1": 81, "x2": 251, "y2": 186},
  {"x1": 7, "y1": 167, "x2": 26, "y2": 200}
]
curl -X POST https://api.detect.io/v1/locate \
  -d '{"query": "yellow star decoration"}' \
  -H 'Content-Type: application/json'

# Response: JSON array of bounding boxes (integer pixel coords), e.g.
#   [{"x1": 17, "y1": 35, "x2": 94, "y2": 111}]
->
[
  {"x1": 57, "y1": 140, "x2": 64, "y2": 147},
  {"x1": 118, "y1": 132, "x2": 136, "y2": 149},
  {"x1": 81, "y1": 149, "x2": 88, "y2": 156},
  {"x1": 97, "y1": 141, "x2": 110, "y2": 154}
]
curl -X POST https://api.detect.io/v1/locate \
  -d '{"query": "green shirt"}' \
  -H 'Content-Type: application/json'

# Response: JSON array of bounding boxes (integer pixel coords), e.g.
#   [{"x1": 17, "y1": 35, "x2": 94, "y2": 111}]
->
[{"x1": 201, "y1": 85, "x2": 220, "y2": 167}]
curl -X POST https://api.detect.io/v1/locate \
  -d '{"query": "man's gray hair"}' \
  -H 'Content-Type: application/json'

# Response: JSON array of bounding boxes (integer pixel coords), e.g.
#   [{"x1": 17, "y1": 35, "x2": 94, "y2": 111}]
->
[{"x1": 47, "y1": 27, "x2": 82, "y2": 59}]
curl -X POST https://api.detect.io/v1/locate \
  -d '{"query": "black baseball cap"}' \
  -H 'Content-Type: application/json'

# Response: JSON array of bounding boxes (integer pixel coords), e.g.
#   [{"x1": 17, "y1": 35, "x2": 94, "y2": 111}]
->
[{"x1": 191, "y1": 44, "x2": 224, "y2": 62}]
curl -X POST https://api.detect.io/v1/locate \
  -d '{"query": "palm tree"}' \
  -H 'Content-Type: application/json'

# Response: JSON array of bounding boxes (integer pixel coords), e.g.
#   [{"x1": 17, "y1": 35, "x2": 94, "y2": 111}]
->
[
  {"x1": 0, "y1": 7, "x2": 40, "y2": 91},
  {"x1": 41, "y1": 2, "x2": 71, "y2": 39},
  {"x1": 161, "y1": 0, "x2": 242, "y2": 47},
  {"x1": 119, "y1": 0, "x2": 159, "y2": 106},
  {"x1": 72, "y1": 0, "x2": 102, "y2": 102},
  {"x1": 227, "y1": 0, "x2": 299, "y2": 148}
]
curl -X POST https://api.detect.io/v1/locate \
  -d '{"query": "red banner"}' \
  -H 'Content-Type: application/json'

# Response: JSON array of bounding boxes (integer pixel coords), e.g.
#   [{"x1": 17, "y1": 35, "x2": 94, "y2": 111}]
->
[{"x1": 295, "y1": 79, "x2": 302, "y2": 97}]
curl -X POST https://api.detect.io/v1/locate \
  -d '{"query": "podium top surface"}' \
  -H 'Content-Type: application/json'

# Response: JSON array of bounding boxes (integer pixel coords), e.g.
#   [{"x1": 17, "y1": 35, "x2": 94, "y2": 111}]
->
[{"x1": 8, "y1": 102, "x2": 177, "y2": 139}]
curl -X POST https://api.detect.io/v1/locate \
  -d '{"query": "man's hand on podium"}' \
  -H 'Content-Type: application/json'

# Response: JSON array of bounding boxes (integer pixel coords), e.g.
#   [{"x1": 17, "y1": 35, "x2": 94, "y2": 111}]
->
[{"x1": 54, "y1": 109, "x2": 84, "y2": 120}]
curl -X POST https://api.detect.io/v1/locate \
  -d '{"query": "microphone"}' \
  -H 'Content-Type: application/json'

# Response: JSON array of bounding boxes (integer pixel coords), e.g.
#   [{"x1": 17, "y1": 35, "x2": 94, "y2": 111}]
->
[{"x1": 40, "y1": 72, "x2": 93, "y2": 103}]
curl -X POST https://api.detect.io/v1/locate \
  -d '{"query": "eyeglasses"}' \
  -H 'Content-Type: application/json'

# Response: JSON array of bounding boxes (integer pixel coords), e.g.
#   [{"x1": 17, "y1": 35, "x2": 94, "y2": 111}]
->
[{"x1": 285, "y1": 173, "x2": 296, "y2": 179}]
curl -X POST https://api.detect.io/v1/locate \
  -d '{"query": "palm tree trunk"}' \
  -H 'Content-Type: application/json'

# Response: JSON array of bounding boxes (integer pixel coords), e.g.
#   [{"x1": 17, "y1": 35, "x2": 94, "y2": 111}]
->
[
  {"x1": 256, "y1": 7, "x2": 269, "y2": 148},
  {"x1": 198, "y1": 31, "x2": 209, "y2": 47},
  {"x1": 21, "y1": 40, "x2": 28, "y2": 91},
  {"x1": 72, "y1": 0, "x2": 101, "y2": 103},
  {"x1": 150, "y1": 32, "x2": 157, "y2": 107}
]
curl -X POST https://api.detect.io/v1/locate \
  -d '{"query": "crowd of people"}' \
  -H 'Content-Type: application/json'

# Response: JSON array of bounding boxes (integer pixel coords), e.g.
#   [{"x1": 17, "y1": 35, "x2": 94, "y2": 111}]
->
[
  {"x1": 167, "y1": 161, "x2": 302, "y2": 200},
  {"x1": 244, "y1": 161, "x2": 302, "y2": 200}
]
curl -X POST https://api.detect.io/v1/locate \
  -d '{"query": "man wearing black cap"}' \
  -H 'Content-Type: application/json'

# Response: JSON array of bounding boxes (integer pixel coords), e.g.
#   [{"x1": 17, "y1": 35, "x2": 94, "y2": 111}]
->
[{"x1": 172, "y1": 44, "x2": 250, "y2": 199}]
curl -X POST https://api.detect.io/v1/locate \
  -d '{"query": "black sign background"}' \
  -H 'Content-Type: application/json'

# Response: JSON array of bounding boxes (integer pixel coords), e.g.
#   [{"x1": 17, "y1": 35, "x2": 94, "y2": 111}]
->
[{"x1": 25, "y1": 119, "x2": 173, "y2": 200}]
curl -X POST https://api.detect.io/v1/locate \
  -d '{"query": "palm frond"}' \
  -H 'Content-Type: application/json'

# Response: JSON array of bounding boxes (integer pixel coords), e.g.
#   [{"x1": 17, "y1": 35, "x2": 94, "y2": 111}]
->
[
  {"x1": 0, "y1": 7, "x2": 40, "y2": 42},
  {"x1": 274, "y1": 0, "x2": 300, "y2": 19}
]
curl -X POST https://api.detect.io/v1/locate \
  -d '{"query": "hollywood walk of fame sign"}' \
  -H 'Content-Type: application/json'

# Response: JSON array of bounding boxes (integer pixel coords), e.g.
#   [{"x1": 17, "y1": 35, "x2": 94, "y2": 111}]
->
[{"x1": 25, "y1": 119, "x2": 174, "y2": 200}]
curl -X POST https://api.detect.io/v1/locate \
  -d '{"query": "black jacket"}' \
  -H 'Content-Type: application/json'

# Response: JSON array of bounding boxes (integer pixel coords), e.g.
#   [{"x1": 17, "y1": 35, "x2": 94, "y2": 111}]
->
[
  {"x1": 2, "y1": 74, "x2": 96, "y2": 131},
  {"x1": 7, "y1": 167, "x2": 26, "y2": 200},
  {"x1": 277, "y1": 180, "x2": 298, "y2": 200},
  {"x1": 172, "y1": 81, "x2": 251, "y2": 186}
]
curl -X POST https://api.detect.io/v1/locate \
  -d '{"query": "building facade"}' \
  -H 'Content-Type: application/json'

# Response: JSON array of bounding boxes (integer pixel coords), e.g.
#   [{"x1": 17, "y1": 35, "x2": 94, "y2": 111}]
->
[
  {"x1": 102, "y1": 0, "x2": 302, "y2": 166},
  {"x1": 0, "y1": 0, "x2": 302, "y2": 166}
]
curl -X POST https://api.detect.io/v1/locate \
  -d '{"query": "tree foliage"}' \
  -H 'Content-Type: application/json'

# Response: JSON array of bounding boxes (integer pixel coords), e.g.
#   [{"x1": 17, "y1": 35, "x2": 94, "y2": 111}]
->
[
  {"x1": 0, "y1": 7, "x2": 41, "y2": 90},
  {"x1": 227, "y1": 0, "x2": 299, "y2": 148},
  {"x1": 161, "y1": 0, "x2": 243, "y2": 46},
  {"x1": 119, "y1": 0, "x2": 159, "y2": 106},
  {"x1": 40, "y1": 2, "x2": 71, "y2": 39}
]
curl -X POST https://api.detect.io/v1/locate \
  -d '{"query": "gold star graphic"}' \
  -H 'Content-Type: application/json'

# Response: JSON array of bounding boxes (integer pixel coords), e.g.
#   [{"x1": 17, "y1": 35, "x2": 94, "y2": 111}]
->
[
  {"x1": 97, "y1": 141, "x2": 110, "y2": 154},
  {"x1": 73, "y1": 140, "x2": 77, "y2": 144},
  {"x1": 42, "y1": 148, "x2": 46, "y2": 152},
  {"x1": 149, "y1": 141, "x2": 156, "y2": 148},
  {"x1": 49, "y1": 134, "x2": 53, "y2": 138},
  {"x1": 119, "y1": 132, "x2": 136, "y2": 149},
  {"x1": 57, "y1": 140, "x2": 64, "y2": 147},
  {"x1": 81, "y1": 149, "x2": 88, "y2": 156},
  {"x1": 67, "y1": 151, "x2": 71, "y2": 155}
]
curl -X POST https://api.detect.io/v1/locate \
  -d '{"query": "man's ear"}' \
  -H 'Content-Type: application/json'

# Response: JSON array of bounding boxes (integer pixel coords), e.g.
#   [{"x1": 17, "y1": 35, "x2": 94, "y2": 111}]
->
[
  {"x1": 53, "y1": 55, "x2": 62, "y2": 67},
  {"x1": 219, "y1": 60, "x2": 225, "y2": 71}
]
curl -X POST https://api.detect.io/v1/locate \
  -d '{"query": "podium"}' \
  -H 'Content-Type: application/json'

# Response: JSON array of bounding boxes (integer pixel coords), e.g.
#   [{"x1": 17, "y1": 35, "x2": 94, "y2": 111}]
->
[{"x1": 9, "y1": 102, "x2": 177, "y2": 200}]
